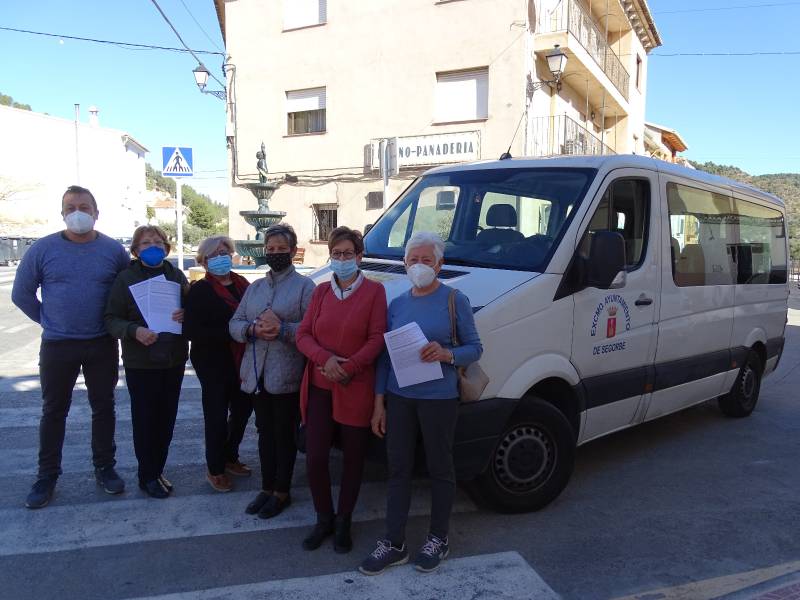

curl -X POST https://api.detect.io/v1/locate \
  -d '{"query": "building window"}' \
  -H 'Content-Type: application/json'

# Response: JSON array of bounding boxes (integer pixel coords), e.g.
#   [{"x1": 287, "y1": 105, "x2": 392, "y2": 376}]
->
[
  {"x1": 366, "y1": 191, "x2": 383, "y2": 211},
  {"x1": 635, "y1": 55, "x2": 642, "y2": 90},
  {"x1": 284, "y1": 0, "x2": 326, "y2": 30},
  {"x1": 312, "y1": 203, "x2": 337, "y2": 241},
  {"x1": 286, "y1": 87, "x2": 326, "y2": 135},
  {"x1": 434, "y1": 68, "x2": 488, "y2": 123}
]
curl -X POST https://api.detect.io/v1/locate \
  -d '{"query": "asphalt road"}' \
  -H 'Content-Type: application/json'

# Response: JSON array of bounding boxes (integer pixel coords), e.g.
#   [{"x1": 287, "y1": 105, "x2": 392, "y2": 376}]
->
[{"x1": 0, "y1": 267, "x2": 799, "y2": 600}]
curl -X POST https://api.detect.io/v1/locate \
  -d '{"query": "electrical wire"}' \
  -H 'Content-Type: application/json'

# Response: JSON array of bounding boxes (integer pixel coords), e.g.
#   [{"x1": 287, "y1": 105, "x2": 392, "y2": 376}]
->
[
  {"x1": 652, "y1": 51, "x2": 800, "y2": 56},
  {"x1": 178, "y1": 0, "x2": 225, "y2": 53},
  {"x1": 148, "y1": 0, "x2": 226, "y2": 88},
  {"x1": 654, "y1": 1, "x2": 800, "y2": 15},
  {"x1": 0, "y1": 25, "x2": 224, "y2": 55}
]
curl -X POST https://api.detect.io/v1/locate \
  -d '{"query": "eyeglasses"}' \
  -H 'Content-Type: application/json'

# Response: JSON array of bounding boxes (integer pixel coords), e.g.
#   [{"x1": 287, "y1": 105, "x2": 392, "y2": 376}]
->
[
  {"x1": 330, "y1": 251, "x2": 356, "y2": 260},
  {"x1": 207, "y1": 250, "x2": 231, "y2": 258}
]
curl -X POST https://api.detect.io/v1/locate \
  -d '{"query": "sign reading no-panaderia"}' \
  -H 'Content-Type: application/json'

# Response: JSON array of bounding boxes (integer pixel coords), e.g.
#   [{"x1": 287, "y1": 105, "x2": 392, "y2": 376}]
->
[{"x1": 396, "y1": 131, "x2": 480, "y2": 167}]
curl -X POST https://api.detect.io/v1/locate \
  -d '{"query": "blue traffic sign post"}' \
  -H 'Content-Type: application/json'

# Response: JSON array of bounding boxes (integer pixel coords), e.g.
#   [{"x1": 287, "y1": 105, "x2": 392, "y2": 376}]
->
[{"x1": 162, "y1": 147, "x2": 193, "y2": 271}]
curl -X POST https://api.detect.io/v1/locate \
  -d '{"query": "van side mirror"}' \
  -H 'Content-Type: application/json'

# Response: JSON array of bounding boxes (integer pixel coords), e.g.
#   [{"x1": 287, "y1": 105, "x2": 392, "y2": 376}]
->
[
  {"x1": 364, "y1": 223, "x2": 374, "y2": 235},
  {"x1": 586, "y1": 231, "x2": 626, "y2": 289}
]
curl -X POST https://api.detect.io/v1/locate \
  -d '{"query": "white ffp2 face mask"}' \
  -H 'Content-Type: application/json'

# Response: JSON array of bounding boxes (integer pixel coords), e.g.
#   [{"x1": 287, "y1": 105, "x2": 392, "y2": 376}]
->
[
  {"x1": 406, "y1": 263, "x2": 437, "y2": 288},
  {"x1": 64, "y1": 211, "x2": 95, "y2": 235}
]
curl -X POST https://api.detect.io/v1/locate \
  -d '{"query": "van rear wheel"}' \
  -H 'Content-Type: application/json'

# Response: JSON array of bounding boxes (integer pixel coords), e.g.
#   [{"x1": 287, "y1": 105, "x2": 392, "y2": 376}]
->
[
  {"x1": 470, "y1": 398, "x2": 575, "y2": 513},
  {"x1": 718, "y1": 350, "x2": 762, "y2": 418}
]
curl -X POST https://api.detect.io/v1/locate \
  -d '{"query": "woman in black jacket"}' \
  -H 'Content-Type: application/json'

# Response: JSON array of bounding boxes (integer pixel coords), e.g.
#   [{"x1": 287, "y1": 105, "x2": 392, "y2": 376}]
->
[{"x1": 184, "y1": 236, "x2": 253, "y2": 492}]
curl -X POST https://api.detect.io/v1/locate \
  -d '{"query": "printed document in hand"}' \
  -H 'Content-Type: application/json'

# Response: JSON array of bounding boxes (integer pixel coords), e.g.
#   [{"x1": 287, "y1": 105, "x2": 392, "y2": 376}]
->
[
  {"x1": 383, "y1": 322, "x2": 443, "y2": 388},
  {"x1": 128, "y1": 277, "x2": 182, "y2": 334}
]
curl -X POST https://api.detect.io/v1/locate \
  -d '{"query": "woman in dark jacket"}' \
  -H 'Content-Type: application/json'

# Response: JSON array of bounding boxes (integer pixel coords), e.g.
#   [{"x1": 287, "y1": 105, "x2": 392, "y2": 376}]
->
[
  {"x1": 184, "y1": 236, "x2": 253, "y2": 492},
  {"x1": 105, "y1": 225, "x2": 188, "y2": 499}
]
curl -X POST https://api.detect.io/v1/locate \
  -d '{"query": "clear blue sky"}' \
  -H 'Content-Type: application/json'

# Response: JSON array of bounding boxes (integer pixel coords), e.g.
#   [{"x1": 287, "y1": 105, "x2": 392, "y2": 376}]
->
[{"x1": 1, "y1": 0, "x2": 798, "y2": 208}]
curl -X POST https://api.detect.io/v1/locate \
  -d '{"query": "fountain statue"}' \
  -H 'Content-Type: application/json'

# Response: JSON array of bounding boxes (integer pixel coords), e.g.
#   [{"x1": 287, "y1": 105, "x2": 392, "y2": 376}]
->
[{"x1": 234, "y1": 142, "x2": 286, "y2": 266}]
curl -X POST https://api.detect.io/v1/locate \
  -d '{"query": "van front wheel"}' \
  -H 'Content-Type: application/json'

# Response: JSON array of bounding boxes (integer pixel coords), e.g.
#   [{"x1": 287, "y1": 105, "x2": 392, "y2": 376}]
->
[
  {"x1": 718, "y1": 350, "x2": 762, "y2": 418},
  {"x1": 471, "y1": 398, "x2": 575, "y2": 513}
]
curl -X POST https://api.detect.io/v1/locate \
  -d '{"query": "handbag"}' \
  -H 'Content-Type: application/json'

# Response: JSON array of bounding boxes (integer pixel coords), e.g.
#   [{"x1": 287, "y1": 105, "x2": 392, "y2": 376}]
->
[{"x1": 447, "y1": 289, "x2": 489, "y2": 403}]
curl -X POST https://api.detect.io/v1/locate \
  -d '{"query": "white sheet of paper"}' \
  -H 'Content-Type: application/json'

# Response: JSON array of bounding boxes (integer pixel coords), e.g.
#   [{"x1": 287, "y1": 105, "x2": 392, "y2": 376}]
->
[
  {"x1": 128, "y1": 279, "x2": 152, "y2": 324},
  {"x1": 383, "y1": 322, "x2": 443, "y2": 388},
  {"x1": 146, "y1": 279, "x2": 182, "y2": 334}
]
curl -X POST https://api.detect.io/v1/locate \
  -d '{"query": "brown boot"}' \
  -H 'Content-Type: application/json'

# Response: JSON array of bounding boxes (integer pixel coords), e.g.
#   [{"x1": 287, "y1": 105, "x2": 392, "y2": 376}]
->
[{"x1": 206, "y1": 472, "x2": 233, "y2": 492}]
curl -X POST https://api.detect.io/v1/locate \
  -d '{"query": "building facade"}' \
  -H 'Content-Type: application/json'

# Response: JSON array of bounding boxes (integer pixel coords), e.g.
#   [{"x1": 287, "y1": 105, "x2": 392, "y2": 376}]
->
[
  {"x1": 644, "y1": 121, "x2": 691, "y2": 167},
  {"x1": 0, "y1": 105, "x2": 148, "y2": 238},
  {"x1": 216, "y1": 0, "x2": 661, "y2": 266}
]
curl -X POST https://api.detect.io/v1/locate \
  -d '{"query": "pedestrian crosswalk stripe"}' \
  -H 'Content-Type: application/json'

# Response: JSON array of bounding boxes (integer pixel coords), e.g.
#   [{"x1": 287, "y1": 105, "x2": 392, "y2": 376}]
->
[
  {"x1": 0, "y1": 371, "x2": 202, "y2": 392},
  {"x1": 4, "y1": 322, "x2": 34, "y2": 334},
  {"x1": 0, "y1": 481, "x2": 477, "y2": 557},
  {"x1": 127, "y1": 552, "x2": 560, "y2": 600}
]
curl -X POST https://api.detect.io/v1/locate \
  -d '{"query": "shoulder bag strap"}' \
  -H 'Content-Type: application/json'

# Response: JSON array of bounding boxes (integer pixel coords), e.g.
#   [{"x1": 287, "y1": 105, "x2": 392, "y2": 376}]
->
[{"x1": 448, "y1": 288, "x2": 459, "y2": 347}]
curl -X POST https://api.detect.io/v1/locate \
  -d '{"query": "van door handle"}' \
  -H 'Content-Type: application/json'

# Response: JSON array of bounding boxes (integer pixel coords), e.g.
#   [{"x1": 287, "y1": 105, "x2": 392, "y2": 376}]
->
[{"x1": 635, "y1": 296, "x2": 653, "y2": 306}]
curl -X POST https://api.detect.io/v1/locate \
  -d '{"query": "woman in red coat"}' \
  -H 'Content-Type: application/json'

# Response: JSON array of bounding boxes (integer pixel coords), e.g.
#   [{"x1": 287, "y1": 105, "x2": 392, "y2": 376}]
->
[{"x1": 296, "y1": 226, "x2": 387, "y2": 554}]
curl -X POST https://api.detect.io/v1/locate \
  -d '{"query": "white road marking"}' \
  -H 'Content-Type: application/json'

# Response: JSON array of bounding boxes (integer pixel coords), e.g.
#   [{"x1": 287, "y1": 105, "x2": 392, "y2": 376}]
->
[
  {"x1": 4, "y1": 322, "x2": 35, "y2": 334},
  {"x1": 0, "y1": 481, "x2": 477, "y2": 556},
  {"x1": 0, "y1": 372, "x2": 201, "y2": 392},
  {"x1": 128, "y1": 552, "x2": 559, "y2": 600}
]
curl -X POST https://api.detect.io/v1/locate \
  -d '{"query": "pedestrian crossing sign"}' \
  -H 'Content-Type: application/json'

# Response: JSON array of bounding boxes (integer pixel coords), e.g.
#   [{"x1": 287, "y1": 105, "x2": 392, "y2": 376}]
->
[{"x1": 162, "y1": 147, "x2": 193, "y2": 177}]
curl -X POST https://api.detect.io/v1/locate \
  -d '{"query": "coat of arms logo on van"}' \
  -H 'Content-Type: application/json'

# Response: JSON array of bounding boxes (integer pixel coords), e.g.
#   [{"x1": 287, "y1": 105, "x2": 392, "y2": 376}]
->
[{"x1": 606, "y1": 306, "x2": 618, "y2": 338}]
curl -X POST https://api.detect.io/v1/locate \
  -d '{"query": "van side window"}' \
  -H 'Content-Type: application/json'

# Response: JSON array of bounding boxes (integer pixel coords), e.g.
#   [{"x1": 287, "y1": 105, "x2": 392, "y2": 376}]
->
[
  {"x1": 667, "y1": 183, "x2": 735, "y2": 287},
  {"x1": 668, "y1": 183, "x2": 787, "y2": 286},
  {"x1": 581, "y1": 179, "x2": 649, "y2": 269},
  {"x1": 731, "y1": 197, "x2": 787, "y2": 284}
]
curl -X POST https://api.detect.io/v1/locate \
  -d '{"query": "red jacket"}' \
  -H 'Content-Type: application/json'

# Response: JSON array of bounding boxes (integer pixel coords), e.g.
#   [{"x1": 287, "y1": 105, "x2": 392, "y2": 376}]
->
[{"x1": 296, "y1": 278, "x2": 387, "y2": 427}]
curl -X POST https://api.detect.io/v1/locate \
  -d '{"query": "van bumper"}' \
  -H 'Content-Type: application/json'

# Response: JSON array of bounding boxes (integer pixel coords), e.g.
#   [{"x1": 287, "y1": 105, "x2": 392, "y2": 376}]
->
[{"x1": 453, "y1": 397, "x2": 518, "y2": 480}]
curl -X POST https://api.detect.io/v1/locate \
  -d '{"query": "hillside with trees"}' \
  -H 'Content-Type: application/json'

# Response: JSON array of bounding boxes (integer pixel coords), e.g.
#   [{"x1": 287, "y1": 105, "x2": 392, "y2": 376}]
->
[
  {"x1": 145, "y1": 163, "x2": 228, "y2": 247},
  {"x1": 0, "y1": 92, "x2": 32, "y2": 111},
  {"x1": 690, "y1": 161, "x2": 800, "y2": 258}
]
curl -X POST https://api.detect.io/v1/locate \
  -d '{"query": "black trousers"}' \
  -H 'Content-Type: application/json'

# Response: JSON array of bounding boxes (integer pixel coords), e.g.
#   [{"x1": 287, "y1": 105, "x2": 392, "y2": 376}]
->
[
  {"x1": 252, "y1": 390, "x2": 299, "y2": 494},
  {"x1": 38, "y1": 336, "x2": 119, "y2": 478},
  {"x1": 195, "y1": 363, "x2": 253, "y2": 475},
  {"x1": 125, "y1": 366, "x2": 184, "y2": 484},
  {"x1": 385, "y1": 393, "x2": 460, "y2": 545}
]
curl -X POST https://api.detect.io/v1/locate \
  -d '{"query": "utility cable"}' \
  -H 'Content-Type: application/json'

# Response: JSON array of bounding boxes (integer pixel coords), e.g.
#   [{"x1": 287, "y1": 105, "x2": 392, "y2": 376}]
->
[
  {"x1": 0, "y1": 25, "x2": 224, "y2": 55},
  {"x1": 655, "y1": 1, "x2": 800, "y2": 15},
  {"x1": 148, "y1": 0, "x2": 226, "y2": 88},
  {"x1": 178, "y1": 0, "x2": 225, "y2": 53}
]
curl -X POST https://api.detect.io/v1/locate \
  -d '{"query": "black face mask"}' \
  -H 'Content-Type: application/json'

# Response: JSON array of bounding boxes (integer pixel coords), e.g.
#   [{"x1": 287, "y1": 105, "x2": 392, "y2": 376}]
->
[{"x1": 264, "y1": 252, "x2": 292, "y2": 273}]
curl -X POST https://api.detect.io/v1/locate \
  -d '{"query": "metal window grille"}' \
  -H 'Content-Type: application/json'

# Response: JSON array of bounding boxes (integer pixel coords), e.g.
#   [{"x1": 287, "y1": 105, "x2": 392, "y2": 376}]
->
[{"x1": 312, "y1": 204, "x2": 338, "y2": 241}]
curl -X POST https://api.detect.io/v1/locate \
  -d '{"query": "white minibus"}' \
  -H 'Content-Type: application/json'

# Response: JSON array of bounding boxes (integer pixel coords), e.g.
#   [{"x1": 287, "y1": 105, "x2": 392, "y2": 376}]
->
[{"x1": 310, "y1": 154, "x2": 789, "y2": 512}]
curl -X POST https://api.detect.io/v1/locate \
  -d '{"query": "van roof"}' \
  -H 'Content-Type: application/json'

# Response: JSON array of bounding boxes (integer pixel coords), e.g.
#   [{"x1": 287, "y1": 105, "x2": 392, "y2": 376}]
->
[{"x1": 424, "y1": 154, "x2": 785, "y2": 208}]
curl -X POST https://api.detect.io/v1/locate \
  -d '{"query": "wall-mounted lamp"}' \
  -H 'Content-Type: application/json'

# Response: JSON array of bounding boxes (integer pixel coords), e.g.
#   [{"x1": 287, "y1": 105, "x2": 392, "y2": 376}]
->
[
  {"x1": 193, "y1": 63, "x2": 227, "y2": 100},
  {"x1": 528, "y1": 45, "x2": 569, "y2": 97}
]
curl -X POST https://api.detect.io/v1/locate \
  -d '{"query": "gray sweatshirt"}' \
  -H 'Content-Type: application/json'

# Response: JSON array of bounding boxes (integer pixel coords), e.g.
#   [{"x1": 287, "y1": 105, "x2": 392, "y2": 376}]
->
[{"x1": 229, "y1": 265, "x2": 315, "y2": 394}]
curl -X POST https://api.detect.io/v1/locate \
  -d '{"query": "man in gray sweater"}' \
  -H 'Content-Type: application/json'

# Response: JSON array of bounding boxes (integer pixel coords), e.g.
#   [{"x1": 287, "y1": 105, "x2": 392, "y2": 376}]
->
[{"x1": 12, "y1": 185, "x2": 130, "y2": 508}]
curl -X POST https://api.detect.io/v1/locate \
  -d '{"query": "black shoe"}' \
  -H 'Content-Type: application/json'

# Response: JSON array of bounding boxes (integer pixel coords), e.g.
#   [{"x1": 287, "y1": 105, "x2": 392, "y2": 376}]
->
[
  {"x1": 95, "y1": 466, "x2": 125, "y2": 495},
  {"x1": 26, "y1": 476, "x2": 57, "y2": 509},
  {"x1": 302, "y1": 513, "x2": 335, "y2": 551},
  {"x1": 414, "y1": 534, "x2": 450, "y2": 572},
  {"x1": 139, "y1": 479, "x2": 169, "y2": 499},
  {"x1": 359, "y1": 540, "x2": 409, "y2": 575},
  {"x1": 257, "y1": 494, "x2": 291, "y2": 519},
  {"x1": 245, "y1": 491, "x2": 272, "y2": 515},
  {"x1": 334, "y1": 514, "x2": 353, "y2": 554}
]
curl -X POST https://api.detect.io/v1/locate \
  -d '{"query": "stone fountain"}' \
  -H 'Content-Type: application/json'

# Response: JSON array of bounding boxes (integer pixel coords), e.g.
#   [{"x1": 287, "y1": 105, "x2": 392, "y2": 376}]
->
[{"x1": 234, "y1": 143, "x2": 286, "y2": 267}]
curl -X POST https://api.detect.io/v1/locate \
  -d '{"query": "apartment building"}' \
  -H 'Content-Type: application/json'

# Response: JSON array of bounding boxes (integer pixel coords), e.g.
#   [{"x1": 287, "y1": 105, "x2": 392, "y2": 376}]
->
[{"x1": 215, "y1": 0, "x2": 661, "y2": 266}]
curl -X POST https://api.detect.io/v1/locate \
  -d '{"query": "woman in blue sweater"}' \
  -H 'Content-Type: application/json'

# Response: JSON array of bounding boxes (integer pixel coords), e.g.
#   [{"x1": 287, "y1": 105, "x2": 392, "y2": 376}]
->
[{"x1": 359, "y1": 231, "x2": 483, "y2": 576}]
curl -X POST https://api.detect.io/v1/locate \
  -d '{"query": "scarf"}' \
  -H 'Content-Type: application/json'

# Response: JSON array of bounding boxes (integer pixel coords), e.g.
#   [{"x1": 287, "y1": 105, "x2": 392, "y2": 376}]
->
[{"x1": 205, "y1": 271, "x2": 250, "y2": 373}]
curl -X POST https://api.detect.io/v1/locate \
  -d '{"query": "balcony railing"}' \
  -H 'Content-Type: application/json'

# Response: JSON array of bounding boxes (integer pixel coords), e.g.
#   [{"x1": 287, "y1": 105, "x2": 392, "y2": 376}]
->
[
  {"x1": 539, "y1": 0, "x2": 630, "y2": 101},
  {"x1": 530, "y1": 115, "x2": 614, "y2": 157}
]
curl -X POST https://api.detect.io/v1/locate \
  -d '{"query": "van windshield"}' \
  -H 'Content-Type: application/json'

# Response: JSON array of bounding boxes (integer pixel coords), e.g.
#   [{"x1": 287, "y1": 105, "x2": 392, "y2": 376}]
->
[{"x1": 364, "y1": 167, "x2": 596, "y2": 271}]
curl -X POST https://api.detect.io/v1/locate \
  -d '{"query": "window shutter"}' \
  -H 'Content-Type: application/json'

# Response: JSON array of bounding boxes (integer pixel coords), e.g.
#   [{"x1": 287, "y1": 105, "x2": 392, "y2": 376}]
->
[
  {"x1": 434, "y1": 68, "x2": 489, "y2": 123},
  {"x1": 284, "y1": 0, "x2": 326, "y2": 30},
  {"x1": 286, "y1": 87, "x2": 326, "y2": 113}
]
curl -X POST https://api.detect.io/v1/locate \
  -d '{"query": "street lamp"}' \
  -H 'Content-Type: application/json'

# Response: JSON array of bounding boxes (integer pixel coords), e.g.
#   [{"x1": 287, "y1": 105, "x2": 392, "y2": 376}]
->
[
  {"x1": 529, "y1": 45, "x2": 569, "y2": 95},
  {"x1": 193, "y1": 63, "x2": 227, "y2": 100}
]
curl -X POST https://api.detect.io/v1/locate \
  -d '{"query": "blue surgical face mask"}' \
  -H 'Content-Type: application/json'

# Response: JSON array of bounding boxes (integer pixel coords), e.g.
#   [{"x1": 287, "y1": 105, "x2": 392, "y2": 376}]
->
[
  {"x1": 330, "y1": 257, "x2": 358, "y2": 280},
  {"x1": 207, "y1": 254, "x2": 232, "y2": 276},
  {"x1": 139, "y1": 246, "x2": 166, "y2": 267}
]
